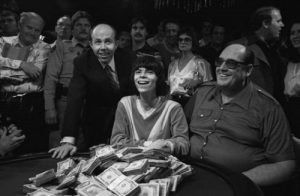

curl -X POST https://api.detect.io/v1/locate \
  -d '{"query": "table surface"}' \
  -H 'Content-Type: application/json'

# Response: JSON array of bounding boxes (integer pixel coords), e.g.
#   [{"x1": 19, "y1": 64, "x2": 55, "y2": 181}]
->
[{"x1": 0, "y1": 153, "x2": 263, "y2": 196}]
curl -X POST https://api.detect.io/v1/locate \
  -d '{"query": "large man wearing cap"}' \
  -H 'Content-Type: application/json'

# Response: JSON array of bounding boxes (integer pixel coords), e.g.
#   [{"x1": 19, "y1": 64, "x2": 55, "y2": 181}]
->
[
  {"x1": 49, "y1": 24, "x2": 135, "y2": 158},
  {"x1": 184, "y1": 43, "x2": 295, "y2": 186}
]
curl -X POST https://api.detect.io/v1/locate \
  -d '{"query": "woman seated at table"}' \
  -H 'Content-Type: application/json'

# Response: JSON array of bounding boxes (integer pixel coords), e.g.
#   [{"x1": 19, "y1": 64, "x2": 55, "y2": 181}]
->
[
  {"x1": 110, "y1": 56, "x2": 190, "y2": 156},
  {"x1": 168, "y1": 26, "x2": 213, "y2": 106}
]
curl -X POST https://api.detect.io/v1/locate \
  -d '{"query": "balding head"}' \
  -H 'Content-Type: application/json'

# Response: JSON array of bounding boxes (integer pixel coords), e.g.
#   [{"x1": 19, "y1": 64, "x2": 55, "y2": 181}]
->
[
  {"x1": 90, "y1": 24, "x2": 118, "y2": 65},
  {"x1": 91, "y1": 24, "x2": 116, "y2": 40},
  {"x1": 220, "y1": 44, "x2": 253, "y2": 65},
  {"x1": 216, "y1": 44, "x2": 253, "y2": 93},
  {"x1": 55, "y1": 16, "x2": 72, "y2": 40}
]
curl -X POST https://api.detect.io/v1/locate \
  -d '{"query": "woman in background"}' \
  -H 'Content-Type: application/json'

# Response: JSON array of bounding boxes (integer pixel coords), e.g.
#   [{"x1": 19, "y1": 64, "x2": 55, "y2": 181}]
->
[
  {"x1": 284, "y1": 20, "x2": 300, "y2": 138},
  {"x1": 168, "y1": 26, "x2": 212, "y2": 107}
]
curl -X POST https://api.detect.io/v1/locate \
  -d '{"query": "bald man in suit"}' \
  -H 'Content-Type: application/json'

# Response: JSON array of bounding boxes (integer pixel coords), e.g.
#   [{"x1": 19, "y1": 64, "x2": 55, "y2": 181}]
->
[{"x1": 49, "y1": 24, "x2": 135, "y2": 158}]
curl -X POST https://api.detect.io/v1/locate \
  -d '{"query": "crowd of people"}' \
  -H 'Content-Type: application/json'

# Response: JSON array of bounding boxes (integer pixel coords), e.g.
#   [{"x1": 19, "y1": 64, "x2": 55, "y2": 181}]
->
[{"x1": 0, "y1": 3, "x2": 300, "y2": 195}]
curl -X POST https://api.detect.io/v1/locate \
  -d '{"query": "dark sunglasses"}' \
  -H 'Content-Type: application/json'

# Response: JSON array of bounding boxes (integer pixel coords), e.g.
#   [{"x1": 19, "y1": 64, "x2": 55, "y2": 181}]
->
[
  {"x1": 178, "y1": 37, "x2": 192, "y2": 43},
  {"x1": 215, "y1": 58, "x2": 249, "y2": 69}
]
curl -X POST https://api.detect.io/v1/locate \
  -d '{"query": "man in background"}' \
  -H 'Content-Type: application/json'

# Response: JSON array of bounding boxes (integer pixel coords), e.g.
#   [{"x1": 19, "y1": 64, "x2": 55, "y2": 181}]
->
[
  {"x1": 0, "y1": 12, "x2": 51, "y2": 154},
  {"x1": 49, "y1": 24, "x2": 135, "y2": 159},
  {"x1": 44, "y1": 11, "x2": 92, "y2": 148}
]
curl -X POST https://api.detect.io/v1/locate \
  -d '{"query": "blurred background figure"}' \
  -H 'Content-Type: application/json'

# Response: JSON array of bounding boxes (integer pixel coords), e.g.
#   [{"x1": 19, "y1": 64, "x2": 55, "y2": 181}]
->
[
  {"x1": 198, "y1": 23, "x2": 226, "y2": 80},
  {"x1": 44, "y1": 11, "x2": 92, "y2": 149},
  {"x1": 117, "y1": 30, "x2": 131, "y2": 50},
  {"x1": 147, "y1": 19, "x2": 165, "y2": 47},
  {"x1": 198, "y1": 18, "x2": 213, "y2": 47},
  {"x1": 130, "y1": 16, "x2": 160, "y2": 57},
  {"x1": 283, "y1": 20, "x2": 300, "y2": 138},
  {"x1": 153, "y1": 18, "x2": 180, "y2": 73},
  {"x1": 0, "y1": 0, "x2": 19, "y2": 36},
  {"x1": 0, "y1": 12, "x2": 51, "y2": 154},
  {"x1": 168, "y1": 26, "x2": 213, "y2": 107},
  {"x1": 51, "y1": 15, "x2": 72, "y2": 47}
]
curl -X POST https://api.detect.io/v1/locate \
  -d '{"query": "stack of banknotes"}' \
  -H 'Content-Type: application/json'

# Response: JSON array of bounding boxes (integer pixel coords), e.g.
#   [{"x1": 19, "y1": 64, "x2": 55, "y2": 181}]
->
[{"x1": 23, "y1": 145, "x2": 193, "y2": 196}]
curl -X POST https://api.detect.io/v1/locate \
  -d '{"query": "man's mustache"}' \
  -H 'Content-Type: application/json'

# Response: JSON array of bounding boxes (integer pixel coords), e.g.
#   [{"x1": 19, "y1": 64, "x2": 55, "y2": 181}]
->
[
  {"x1": 79, "y1": 31, "x2": 88, "y2": 34},
  {"x1": 134, "y1": 33, "x2": 143, "y2": 37}
]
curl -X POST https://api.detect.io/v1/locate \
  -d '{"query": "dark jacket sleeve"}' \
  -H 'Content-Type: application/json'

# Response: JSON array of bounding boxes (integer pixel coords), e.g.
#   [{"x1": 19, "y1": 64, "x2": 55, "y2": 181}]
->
[{"x1": 61, "y1": 56, "x2": 87, "y2": 138}]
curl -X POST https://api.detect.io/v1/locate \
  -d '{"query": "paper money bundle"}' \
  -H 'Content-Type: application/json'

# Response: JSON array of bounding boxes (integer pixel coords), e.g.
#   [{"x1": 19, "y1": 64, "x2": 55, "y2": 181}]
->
[
  {"x1": 29, "y1": 169, "x2": 56, "y2": 187},
  {"x1": 96, "y1": 167, "x2": 140, "y2": 196},
  {"x1": 23, "y1": 144, "x2": 193, "y2": 196}
]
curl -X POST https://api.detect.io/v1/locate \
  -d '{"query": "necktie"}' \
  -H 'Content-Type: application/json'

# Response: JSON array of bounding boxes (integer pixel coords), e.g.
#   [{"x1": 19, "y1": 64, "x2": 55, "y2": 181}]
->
[{"x1": 104, "y1": 65, "x2": 119, "y2": 90}]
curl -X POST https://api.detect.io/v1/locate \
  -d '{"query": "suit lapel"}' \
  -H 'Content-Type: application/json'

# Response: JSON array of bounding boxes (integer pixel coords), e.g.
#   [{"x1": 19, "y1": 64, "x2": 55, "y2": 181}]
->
[
  {"x1": 250, "y1": 44, "x2": 270, "y2": 67},
  {"x1": 87, "y1": 49, "x2": 103, "y2": 70}
]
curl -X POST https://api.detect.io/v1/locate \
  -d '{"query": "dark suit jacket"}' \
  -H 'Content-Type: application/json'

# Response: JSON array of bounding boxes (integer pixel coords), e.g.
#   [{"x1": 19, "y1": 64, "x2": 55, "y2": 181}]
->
[{"x1": 61, "y1": 48, "x2": 135, "y2": 146}]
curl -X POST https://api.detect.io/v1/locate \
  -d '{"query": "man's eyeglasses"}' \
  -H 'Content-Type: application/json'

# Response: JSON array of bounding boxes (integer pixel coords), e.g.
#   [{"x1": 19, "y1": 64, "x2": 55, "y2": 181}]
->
[
  {"x1": 215, "y1": 58, "x2": 249, "y2": 69},
  {"x1": 178, "y1": 37, "x2": 192, "y2": 43}
]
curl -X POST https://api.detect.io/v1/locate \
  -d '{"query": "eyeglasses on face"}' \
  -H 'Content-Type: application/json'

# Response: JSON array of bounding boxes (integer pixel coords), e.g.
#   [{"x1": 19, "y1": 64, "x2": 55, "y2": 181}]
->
[
  {"x1": 215, "y1": 58, "x2": 249, "y2": 69},
  {"x1": 178, "y1": 37, "x2": 192, "y2": 43}
]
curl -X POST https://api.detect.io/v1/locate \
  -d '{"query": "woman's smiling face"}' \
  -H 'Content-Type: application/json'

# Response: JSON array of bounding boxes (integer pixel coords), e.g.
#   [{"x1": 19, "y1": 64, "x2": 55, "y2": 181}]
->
[
  {"x1": 134, "y1": 67, "x2": 158, "y2": 94},
  {"x1": 290, "y1": 23, "x2": 300, "y2": 49}
]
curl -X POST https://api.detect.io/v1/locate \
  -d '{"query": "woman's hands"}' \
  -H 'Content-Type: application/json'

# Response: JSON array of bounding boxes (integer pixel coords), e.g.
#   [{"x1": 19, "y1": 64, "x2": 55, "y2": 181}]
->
[{"x1": 144, "y1": 139, "x2": 174, "y2": 154}]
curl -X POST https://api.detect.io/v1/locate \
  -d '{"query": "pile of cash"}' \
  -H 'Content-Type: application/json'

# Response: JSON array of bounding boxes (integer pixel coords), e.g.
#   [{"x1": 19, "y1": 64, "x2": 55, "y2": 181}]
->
[{"x1": 23, "y1": 145, "x2": 193, "y2": 196}]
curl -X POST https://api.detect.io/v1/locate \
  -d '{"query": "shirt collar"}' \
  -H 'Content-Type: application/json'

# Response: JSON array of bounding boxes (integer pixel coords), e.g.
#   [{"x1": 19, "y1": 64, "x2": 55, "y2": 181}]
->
[
  {"x1": 212, "y1": 81, "x2": 253, "y2": 110},
  {"x1": 15, "y1": 34, "x2": 39, "y2": 48},
  {"x1": 72, "y1": 37, "x2": 89, "y2": 48}
]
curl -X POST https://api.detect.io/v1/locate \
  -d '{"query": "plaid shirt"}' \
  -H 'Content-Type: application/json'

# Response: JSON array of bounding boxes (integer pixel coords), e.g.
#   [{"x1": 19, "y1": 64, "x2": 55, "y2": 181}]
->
[{"x1": 0, "y1": 35, "x2": 50, "y2": 93}]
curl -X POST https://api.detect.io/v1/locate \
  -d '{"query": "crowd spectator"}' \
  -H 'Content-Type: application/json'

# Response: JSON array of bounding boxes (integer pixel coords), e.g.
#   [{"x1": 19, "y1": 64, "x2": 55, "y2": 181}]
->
[
  {"x1": 168, "y1": 26, "x2": 212, "y2": 106},
  {"x1": 117, "y1": 30, "x2": 131, "y2": 50},
  {"x1": 50, "y1": 15, "x2": 72, "y2": 48},
  {"x1": 130, "y1": 16, "x2": 160, "y2": 57},
  {"x1": 198, "y1": 24, "x2": 226, "y2": 80},
  {"x1": 232, "y1": 6, "x2": 286, "y2": 105},
  {"x1": 147, "y1": 20, "x2": 165, "y2": 47},
  {"x1": 44, "y1": 11, "x2": 92, "y2": 148},
  {"x1": 0, "y1": 0, "x2": 19, "y2": 37},
  {"x1": 153, "y1": 19, "x2": 180, "y2": 73},
  {"x1": 0, "y1": 12, "x2": 51, "y2": 154},
  {"x1": 283, "y1": 20, "x2": 300, "y2": 138},
  {"x1": 198, "y1": 18, "x2": 213, "y2": 47},
  {"x1": 49, "y1": 24, "x2": 135, "y2": 159}
]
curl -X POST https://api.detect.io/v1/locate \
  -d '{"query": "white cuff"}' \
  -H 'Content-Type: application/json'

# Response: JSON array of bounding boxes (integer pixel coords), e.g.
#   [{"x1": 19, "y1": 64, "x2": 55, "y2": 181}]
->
[{"x1": 60, "y1": 137, "x2": 75, "y2": 145}]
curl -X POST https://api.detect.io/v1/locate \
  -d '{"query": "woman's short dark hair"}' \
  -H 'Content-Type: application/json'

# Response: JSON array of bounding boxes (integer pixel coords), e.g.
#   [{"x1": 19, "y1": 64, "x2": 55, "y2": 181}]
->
[
  {"x1": 178, "y1": 26, "x2": 199, "y2": 52},
  {"x1": 131, "y1": 56, "x2": 168, "y2": 96}
]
